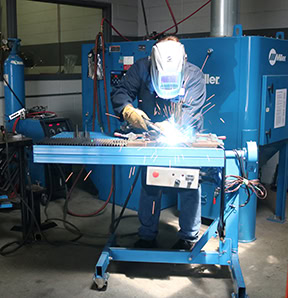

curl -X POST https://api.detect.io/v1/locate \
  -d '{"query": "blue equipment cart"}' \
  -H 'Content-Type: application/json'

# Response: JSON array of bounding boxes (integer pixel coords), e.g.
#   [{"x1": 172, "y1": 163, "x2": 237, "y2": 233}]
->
[{"x1": 33, "y1": 132, "x2": 258, "y2": 297}]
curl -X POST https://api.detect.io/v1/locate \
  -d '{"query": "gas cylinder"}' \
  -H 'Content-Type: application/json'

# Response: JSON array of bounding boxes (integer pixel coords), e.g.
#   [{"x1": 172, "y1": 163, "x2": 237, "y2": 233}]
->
[{"x1": 4, "y1": 38, "x2": 25, "y2": 131}]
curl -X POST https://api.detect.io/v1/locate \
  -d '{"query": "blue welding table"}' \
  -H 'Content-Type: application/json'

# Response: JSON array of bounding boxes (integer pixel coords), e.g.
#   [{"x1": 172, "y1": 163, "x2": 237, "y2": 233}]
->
[{"x1": 33, "y1": 133, "x2": 257, "y2": 298}]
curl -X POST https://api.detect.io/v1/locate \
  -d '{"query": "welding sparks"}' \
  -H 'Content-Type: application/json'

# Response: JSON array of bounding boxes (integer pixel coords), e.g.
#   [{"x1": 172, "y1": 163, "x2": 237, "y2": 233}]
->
[
  {"x1": 84, "y1": 170, "x2": 92, "y2": 181},
  {"x1": 105, "y1": 113, "x2": 120, "y2": 119},
  {"x1": 119, "y1": 146, "x2": 123, "y2": 152},
  {"x1": 128, "y1": 167, "x2": 133, "y2": 179},
  {"x1": 156, "y1": 116, "x2": 192, "y2": 146},
  {"x1": 156, "y1": 102, "x2": 161, "y2": 113},
  {"x1": 206, "y1": 94, "x2": 215, "y2": 102},
  {"x1": 65, "y1": 172, "x2": 73, "y2": 183},
  {"x1": 132, "y1": 166, "x2": 135, "y2": 176},
  {"x1": 202, "y1": 102, "x2": 212, "y2": 110},
  {"x1": 220, "y1": 118, "x2": 225, "y2": 123},
  {"x1": 202, "y1": 104, "x2": 216, "y2": 116}
]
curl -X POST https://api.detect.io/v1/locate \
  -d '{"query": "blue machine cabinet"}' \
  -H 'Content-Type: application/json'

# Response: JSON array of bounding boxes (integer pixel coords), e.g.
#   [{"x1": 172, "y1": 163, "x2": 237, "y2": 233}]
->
[
  {"x1": 33, "y1": 134, "x2": 257, "y2": 297},
  {"x1": 81, "y1": 25, "x2": 288, "y2": 241}
]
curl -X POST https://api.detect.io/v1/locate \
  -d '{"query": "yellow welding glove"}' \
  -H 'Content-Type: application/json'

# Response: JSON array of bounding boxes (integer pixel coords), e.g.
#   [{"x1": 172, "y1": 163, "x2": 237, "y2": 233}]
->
[{"x1": 122, "y1": 104, "x2": 150, "y2": 131}]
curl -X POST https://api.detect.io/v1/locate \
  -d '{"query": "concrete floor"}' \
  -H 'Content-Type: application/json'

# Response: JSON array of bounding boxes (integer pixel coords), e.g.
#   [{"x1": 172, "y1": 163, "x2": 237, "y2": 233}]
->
[{"x1": 0, "y1": 187, "x2": 287, "y2": 298}]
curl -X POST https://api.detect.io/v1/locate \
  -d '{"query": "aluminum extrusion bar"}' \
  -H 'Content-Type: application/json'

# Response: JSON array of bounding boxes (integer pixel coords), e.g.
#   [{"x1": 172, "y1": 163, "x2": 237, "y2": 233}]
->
[{"x1": 33, "y1": 145, "x2": 225, "y2": 167}]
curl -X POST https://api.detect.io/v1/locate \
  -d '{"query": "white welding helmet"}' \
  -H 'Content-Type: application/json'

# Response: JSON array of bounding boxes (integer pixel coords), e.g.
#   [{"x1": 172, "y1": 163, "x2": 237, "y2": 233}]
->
[{"x1": 150, "y1": 40, "x2": 186, "y2": 99}]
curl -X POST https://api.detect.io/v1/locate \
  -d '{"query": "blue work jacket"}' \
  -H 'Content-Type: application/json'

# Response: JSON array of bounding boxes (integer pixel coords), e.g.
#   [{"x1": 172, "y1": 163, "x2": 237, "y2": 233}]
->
[{"x1": 111, "y1": 57, "x2": 206, "y2": 131}]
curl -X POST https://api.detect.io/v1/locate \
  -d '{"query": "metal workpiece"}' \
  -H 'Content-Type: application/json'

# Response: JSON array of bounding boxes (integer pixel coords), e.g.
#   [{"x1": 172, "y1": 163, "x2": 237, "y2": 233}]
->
[{"x1": 38, "y1": 137, "x2": 128, "y2": 147}]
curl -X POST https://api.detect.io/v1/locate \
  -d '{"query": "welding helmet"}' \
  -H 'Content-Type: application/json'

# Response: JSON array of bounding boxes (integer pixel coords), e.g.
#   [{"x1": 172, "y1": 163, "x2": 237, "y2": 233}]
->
[{"x1": 150, "y1": 40, "x2": 186, "y2": 99}]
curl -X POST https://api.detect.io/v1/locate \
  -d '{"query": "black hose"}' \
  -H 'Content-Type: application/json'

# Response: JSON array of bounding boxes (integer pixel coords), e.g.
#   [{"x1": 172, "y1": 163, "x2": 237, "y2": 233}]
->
[
  {"x1": 141, "y1": 0, "x2": 149, "y2": 38},
  {"x1": 112, "y1": 167, "x2": 141, "y2": 234}
]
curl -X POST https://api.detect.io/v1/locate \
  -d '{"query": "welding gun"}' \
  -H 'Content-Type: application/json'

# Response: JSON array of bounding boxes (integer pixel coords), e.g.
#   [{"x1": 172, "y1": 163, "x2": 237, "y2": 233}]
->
[{"x1": 143, "y1": 118, "x2": 163, "y2": 134}]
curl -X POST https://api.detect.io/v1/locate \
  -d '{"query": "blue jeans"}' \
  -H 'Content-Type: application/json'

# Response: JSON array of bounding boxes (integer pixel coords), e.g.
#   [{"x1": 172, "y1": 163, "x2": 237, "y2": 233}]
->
[{"x1": 138, "y1": 168, "x2": 201, "y2": 242}]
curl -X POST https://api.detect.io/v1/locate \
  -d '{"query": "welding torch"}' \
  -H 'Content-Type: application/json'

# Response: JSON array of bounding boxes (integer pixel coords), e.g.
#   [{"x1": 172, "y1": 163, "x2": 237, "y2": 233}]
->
[{"x1": 143, "y1": 118, "x2": 163, "y2": 134}]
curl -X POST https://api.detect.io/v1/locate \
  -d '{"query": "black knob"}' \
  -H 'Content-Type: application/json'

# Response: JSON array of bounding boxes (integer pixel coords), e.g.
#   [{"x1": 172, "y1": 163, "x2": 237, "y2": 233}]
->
[{"x1": 50, "y1": 128, "x2": 56, "y2": 135}]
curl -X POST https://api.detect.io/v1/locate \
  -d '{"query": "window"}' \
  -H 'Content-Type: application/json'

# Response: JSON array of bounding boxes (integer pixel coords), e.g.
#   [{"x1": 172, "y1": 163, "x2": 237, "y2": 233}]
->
[
  {"x1": 16, "y1": 0, "x2": 103, "y2": 75},
  {"x1": 0, "y1": 0, "x2": 7, "y2": 40}
]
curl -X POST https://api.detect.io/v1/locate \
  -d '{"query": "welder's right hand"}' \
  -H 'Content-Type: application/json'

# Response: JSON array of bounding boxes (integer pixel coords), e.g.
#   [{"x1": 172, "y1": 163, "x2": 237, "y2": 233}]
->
[{"x1": 122, "y1": 104, "x2": 150, "y2": 131}]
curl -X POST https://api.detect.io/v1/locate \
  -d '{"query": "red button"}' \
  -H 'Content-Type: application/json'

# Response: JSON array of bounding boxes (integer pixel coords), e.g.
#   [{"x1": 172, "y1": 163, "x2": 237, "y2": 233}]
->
[{"x1": 152, "y1": 171, "x2": 159, "y2": 178}]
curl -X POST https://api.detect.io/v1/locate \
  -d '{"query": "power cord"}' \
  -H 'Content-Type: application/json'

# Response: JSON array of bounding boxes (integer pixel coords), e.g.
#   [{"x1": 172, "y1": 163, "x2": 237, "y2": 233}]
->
[{"x1": 225, "y1": 150, "x2": 267, "y2": 207}]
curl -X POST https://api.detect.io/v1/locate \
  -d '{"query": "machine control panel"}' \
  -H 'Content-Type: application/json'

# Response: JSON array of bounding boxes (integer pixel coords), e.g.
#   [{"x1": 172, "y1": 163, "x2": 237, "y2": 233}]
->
[
  {"x1": 110, "y1": 71, "x2": 126, "y2": 87},
  {"x1": 146, "y1": 167, "x2": 199, "y2": 189},
  {"x1": 40, "y1": 118, "x2": 72, "y2": 137}
]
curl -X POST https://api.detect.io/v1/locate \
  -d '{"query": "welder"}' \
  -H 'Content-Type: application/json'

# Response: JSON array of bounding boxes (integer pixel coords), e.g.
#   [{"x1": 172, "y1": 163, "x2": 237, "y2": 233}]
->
[{"x1": 111, "y1": 36, "x2": 206, "y2": 250}]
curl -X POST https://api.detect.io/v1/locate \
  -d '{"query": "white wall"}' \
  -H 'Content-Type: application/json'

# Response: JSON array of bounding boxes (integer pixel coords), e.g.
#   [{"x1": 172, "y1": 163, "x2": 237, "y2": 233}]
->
[
  {"x1": 0, "y1": 0, "x2": 7, "y2": 38},
  {"x1": 0, "y1": 80, "x2": 82, "y2": 128},
  {"x1": 92, "y1": 0, "x2": 139, "y2": 37},
  {"x1": 138, "y1": 0, "x2": 210, "y2": 37},
  {"x1": 240, "y1": 0, "x2": 288, "y2": 30},
  {"x1": 137, "y1": 0, "x2": 288, "y2": 37},
  {"x1": 17, "y1": 1, "x2": 103, "y2": 45},
  {"x1": 25, "y1": 80, "x2": 82, "y2": 129}
]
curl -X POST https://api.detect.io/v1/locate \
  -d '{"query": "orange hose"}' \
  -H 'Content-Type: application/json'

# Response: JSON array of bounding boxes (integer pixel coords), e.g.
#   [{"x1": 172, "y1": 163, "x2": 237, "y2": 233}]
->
[
  {"x1": 67, "y1": 166, "x2": 115, "y2": 217},
  {"x1": 12, "y1": 117, "x2": 20, "y2": 134}
]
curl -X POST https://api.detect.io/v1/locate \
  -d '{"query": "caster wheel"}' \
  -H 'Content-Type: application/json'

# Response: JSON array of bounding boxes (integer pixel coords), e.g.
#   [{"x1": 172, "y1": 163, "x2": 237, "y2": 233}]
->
[{"x1": 94, "y1": 278, "x2": 108, "y2": 291}]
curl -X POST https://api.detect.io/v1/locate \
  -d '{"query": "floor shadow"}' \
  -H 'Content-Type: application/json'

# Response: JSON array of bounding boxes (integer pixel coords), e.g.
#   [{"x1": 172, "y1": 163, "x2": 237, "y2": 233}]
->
[{"x1": 108, "y1": 261, "x2": 231, "y2": 280}]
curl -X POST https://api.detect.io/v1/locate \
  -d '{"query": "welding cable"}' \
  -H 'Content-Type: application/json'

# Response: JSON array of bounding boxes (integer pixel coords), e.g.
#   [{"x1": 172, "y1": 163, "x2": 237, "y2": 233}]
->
[
  {"x1": 92, "y1": 33, "x2": 104, "y2": 132},
  {"x1": 0, "y1": 169, "x2": 46, "y2": 255},
  {"x1": 63, "y1": 165, "x2": 115, "y2": 217},
  {"x1": 112, "y1": 167, "x2": 141, "y2": 234},
  {"x1": 100, "y1": 18, "x2": 130, "y2": 42},
  {"x1": 109, "y1": 215, "x2": 138, "y2": 237},
  {"x1": 225, "y1": 175, "x2": 267, "y2": 200},
  {"x1": 99, "y1": 31, "x2": 111, "y2": 133},
  {"x1": 111, "y1": 164, "x2": 116, "y2": 231},
  {"x1": 0, "y1": 165, "x2": 84, "y2": 255},
  {"x1": 26, "y1": 111, "x2": 56, "y2": 118},
  {"x1": 141, "y1": 0, "x2": 149, "y2": 38},
  {"x1": 92, "y1": 30, "x2": 114, "y2": 217},
  {"x1": 43, "y1": 164, "x2": 54, "y2": 219},
  {"x1": 225, "y1": 150, "x2": 267, "y2": 207},
  {"x1": 12, "y1": 111, "x2": 57, "y2": 134},
  {"x1": 217, "y1": 155, "x2": 226, "y2": 240},
  {"x1": 150, "y1": 0, "x2": 211, "y2": 40},
  {"x1": 1, "y1": 164, "x2": 83, "y2": 255},
  {"x1": 165, "y1": 0, "x2": 178, "y2": 35},
  {"x1": 12, "y1": 117, "x2": 20, "y2": 134}
]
